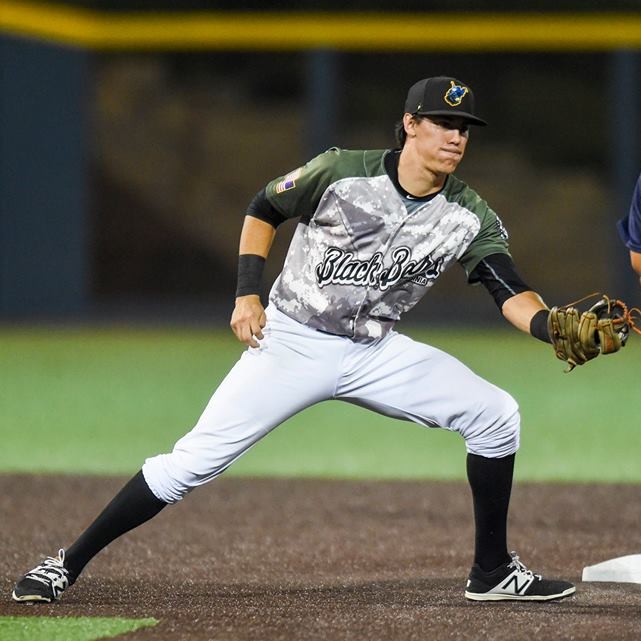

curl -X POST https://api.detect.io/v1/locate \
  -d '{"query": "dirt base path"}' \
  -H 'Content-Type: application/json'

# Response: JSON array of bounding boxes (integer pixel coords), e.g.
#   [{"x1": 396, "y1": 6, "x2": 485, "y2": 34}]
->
[{"x1": 2, "y1": 476, "x2": 641, "y2": 640}]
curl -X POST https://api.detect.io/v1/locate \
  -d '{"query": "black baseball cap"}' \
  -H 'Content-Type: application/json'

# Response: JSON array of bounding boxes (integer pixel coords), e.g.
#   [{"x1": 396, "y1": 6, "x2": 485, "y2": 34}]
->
[{"x1": 404, "y1": 76, "x2": 487, "y2": 126}]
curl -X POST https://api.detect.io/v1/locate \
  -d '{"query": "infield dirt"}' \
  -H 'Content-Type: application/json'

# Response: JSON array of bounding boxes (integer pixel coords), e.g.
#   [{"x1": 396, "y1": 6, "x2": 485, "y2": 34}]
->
[{"x1": 2, "y1": 475, "x2": 641, "y2": 640}]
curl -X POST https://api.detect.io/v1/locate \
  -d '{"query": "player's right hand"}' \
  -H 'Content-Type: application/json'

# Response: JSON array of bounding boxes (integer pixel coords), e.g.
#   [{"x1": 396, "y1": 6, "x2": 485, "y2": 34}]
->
[{"x1": 230, "y1": 295, "x2": 266, "y2": 348}]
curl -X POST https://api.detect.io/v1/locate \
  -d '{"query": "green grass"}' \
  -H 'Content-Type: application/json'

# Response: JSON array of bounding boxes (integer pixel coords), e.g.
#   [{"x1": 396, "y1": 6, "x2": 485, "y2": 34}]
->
[
  {"x1": 0, "y1": 616, "x2": 157, "y2": 641},
  {"x1": 1, "y1": 325, "x2": 640, "y2": 482}
]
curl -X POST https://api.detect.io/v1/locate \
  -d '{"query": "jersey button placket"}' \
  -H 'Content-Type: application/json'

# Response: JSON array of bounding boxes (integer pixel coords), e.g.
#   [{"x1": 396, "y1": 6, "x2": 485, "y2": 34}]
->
[{"x1": 352, "y1": 219, "x2": 406, "y2": 339}]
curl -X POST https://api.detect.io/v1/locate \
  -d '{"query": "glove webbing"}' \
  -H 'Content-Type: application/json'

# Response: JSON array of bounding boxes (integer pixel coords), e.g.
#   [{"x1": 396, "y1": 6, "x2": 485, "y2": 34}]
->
[
  {"x1": 598, "y1": 293, "x2": 641, "y2": 337},
  {"x1": 558, "y1": 292, "x2": 641, "y2": 337}
]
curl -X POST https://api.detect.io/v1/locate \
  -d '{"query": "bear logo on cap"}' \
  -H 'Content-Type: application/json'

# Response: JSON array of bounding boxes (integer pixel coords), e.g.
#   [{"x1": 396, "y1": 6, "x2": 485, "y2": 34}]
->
[{"x1": 444, "y1": 81, "x2": 468, "y2": 107}]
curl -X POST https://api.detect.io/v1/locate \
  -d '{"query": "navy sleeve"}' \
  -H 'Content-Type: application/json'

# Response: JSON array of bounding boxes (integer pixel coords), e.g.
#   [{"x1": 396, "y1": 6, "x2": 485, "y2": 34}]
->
[{"x1": 617, "y1": 174, "x2": 641, "y2": 252}]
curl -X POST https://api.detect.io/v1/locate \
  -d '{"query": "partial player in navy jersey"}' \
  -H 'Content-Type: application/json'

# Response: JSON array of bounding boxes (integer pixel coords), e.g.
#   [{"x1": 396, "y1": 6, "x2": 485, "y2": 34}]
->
[{"x1": 618, "y1": 172, "x2": 641, "y2": 289}]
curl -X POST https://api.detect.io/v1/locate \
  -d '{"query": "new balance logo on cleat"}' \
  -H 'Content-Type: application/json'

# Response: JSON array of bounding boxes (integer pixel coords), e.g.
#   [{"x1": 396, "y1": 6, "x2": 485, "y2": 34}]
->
[
  {"x1": 500, "y1": 571, "x2": 535, "y2": 595},
  {"x1": 12, "y1": 549, "x2": 70, "y2": 603},
  {"x1": 465, "y1": 551, "x2": 575, "y2": 602}
]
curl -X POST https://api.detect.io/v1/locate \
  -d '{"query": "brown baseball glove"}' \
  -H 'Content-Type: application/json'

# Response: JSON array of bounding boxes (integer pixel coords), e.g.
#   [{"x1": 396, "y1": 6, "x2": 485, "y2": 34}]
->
[{"x1": 547, "y1": 293, "x2": 641, "y2": 372}]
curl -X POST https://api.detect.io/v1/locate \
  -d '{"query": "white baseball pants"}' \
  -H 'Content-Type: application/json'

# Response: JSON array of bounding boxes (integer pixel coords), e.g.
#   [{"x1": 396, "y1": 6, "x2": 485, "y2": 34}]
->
[{"x1": 143, "y1": 305, "x2": 520, "y2": 503}]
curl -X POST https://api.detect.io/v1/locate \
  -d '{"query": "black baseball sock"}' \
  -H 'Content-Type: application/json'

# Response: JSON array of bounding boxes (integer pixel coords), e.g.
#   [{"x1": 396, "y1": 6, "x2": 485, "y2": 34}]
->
[
  {"x1": 63, "y1": 470, "x2": 167, "y2": 581},
  {"x1": 466, "y1": 452, "x2": 515, "y2": 573}
]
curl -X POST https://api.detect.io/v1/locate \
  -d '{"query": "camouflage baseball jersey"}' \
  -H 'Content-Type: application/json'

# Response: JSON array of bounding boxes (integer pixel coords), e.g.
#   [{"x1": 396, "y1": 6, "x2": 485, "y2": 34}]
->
[{"x1": 264, "y1": 147, "x2": 510, "y2": 341}]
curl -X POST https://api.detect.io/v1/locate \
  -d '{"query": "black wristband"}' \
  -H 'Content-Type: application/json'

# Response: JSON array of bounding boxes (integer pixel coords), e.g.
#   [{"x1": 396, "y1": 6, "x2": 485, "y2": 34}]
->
[
  {"x1": 235, "y1": 254, "x2": 265, "y2": 298},
  {"x1": 530, "y1": 309, "x2": 552, "y2": 344}
]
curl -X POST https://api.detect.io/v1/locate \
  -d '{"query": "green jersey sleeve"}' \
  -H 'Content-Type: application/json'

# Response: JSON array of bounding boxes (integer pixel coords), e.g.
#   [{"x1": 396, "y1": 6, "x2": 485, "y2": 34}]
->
[
  {"x1": 264, "y1": 148, "x2": 387, "y2": 222},
  {"x1": 264, "y1": 148, "x2": 343, "y2": 222},
  {"x1": 458, "y1": 200, "x2": 511, "y2": 279}
]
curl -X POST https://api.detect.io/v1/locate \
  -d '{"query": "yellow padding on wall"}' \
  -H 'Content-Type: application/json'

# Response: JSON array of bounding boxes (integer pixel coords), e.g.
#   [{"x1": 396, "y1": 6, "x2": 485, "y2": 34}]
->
[{"x1": 1, "y1": 1, "x2": 641, "y2": 51}]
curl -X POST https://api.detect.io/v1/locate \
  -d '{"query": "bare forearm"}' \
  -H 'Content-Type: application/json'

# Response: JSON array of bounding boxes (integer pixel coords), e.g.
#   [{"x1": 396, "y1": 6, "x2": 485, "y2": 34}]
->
[
  {"x1": 239, "y1": 215, "x2": 276, "y2": 258},
  {"x1": 234, "y1": 216, "x2": 276, "y2": 299},
  {"x1": 631, "y1": 251, "x2": 641, "y2": 289},
  {"x1": 501, "y1": 291, "x2": 548, "y2": 334},
  {"x1": 231, "y1": 216, "x2": 277, "y2": 346}
]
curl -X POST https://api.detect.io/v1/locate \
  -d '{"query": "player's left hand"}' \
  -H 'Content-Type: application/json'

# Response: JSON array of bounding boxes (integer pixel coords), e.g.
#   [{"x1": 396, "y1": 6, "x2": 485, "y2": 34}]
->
[
  {"x1": 547, "y1": 293, "x2": 640, "y2": 372},
  {"x1": 230, "y1": 295, "x2": 267, "y2": 348}
]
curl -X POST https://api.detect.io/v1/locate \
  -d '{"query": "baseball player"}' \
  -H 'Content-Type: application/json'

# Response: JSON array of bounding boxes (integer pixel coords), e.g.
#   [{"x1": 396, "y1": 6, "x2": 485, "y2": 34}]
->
[
  {"x1": 618, "y1": 171, "x2": 641, "y2": 289},
  {"x1": 13, "y1": 76, "x2": 575, "y2": 603}
]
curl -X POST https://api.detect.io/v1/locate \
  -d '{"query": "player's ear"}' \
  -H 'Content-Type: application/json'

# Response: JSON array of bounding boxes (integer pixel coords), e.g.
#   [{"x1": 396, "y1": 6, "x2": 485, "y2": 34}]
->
[{"x1": 403, "y1": 113, "x2": 416, "y2": 137}]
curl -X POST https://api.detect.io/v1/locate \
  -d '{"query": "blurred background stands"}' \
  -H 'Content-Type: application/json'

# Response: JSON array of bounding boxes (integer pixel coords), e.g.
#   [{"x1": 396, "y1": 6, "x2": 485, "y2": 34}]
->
[{"x1": 1, "y1": 0, "x2": 640, "y2": 326}]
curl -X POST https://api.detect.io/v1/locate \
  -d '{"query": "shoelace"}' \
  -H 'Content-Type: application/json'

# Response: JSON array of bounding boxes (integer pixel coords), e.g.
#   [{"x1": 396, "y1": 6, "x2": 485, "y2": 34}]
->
[
  {"x1": 25, "y1": 549, "x2": 69, "y2": 586},
  {"x1": 508, "y1": 551, "x2": 542, "y2": 581}
]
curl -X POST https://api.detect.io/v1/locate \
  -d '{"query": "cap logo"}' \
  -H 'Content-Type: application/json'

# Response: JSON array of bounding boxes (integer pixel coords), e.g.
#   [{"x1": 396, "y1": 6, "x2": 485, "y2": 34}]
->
[{"x1": 444, "y1": 81, "x2": 468, "y2": 107}]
